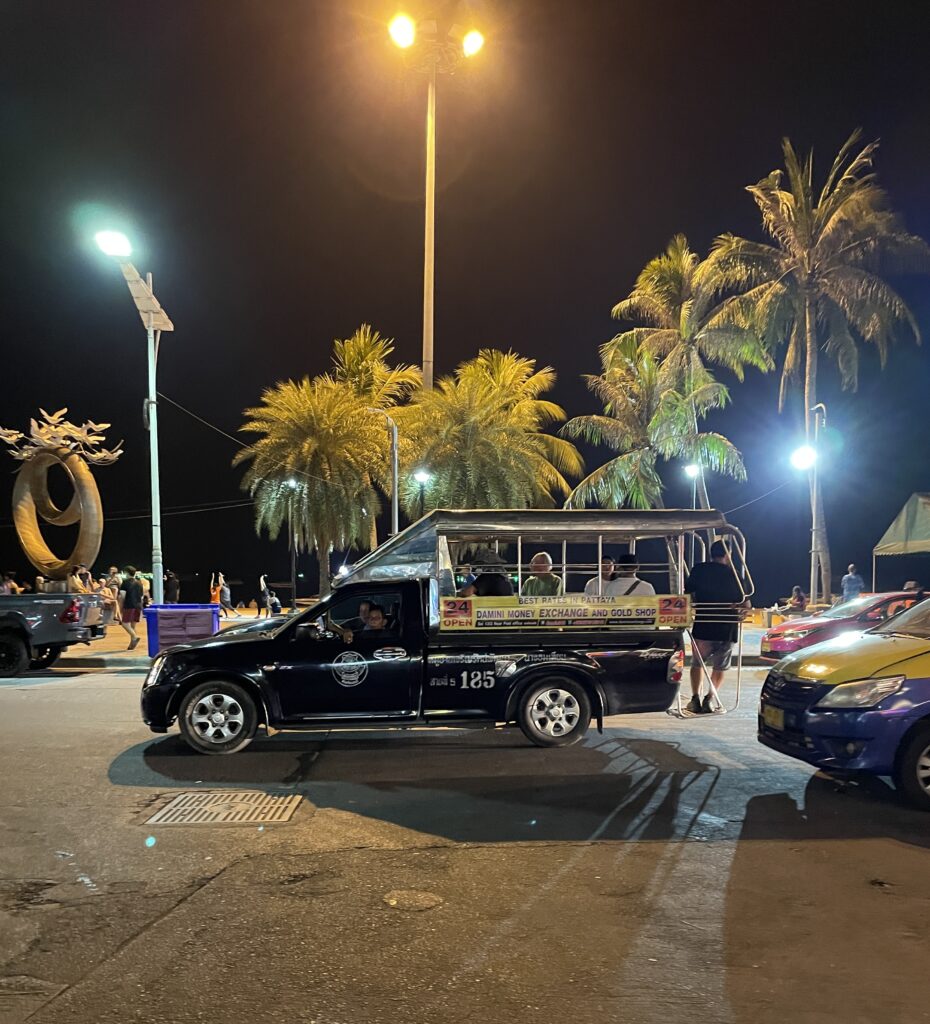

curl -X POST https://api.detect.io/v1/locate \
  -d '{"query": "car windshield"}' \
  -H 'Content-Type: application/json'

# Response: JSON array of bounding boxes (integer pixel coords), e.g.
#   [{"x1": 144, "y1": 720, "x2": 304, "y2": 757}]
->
[
  {"x1": 872, "y1": 599, "x2": 930, "y2": 638},
  {"x1": 821, "y1": 595, "x2": 877, "y2": 619}
]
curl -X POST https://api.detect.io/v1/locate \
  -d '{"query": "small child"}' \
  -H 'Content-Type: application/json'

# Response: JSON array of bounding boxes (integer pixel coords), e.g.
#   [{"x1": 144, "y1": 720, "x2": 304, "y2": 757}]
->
[{"x1": 269, "y1": 591, "x2": 282, "y2": 615}]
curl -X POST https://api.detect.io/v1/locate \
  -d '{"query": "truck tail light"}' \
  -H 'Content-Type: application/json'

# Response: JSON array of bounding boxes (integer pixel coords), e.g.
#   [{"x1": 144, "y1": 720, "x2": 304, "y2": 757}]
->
[
  {"x1": 59, "y1": 599, "x2": 82, "y2": 624},
  {"x1": 668, "y1": 648, "x2": 684, "y2": 685}
]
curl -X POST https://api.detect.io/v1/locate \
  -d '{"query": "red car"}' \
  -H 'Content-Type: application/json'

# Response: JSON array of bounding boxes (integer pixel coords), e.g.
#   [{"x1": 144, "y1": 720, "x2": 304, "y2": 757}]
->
[{"x1": 760, "y1": 591, "x2": 922, "y2": 662}]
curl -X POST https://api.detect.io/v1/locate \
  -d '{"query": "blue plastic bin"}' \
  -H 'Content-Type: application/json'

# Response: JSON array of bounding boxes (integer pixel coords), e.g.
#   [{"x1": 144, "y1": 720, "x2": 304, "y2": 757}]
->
[{"x1": 143, "y1": 603, "x2": 221, "y2": 657}]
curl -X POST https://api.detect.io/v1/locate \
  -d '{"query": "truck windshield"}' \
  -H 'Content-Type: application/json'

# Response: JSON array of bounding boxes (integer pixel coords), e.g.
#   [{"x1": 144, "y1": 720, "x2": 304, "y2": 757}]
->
[{"x1": 873, "y1": 599, "x2": 930, "y2": 638}]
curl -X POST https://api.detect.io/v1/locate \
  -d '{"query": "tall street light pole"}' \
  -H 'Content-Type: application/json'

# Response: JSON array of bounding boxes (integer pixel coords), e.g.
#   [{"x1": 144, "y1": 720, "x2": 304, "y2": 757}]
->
[
  {"x1": 286, "y1": 478, "x2": 299, "y2": 612},
  {"x1": 790, "y1": 442, "x2": 819, "y2": 608},
  {"x1": 684, "y1": 464, "x2": 699, "y2": 567},
  {"x1": 95, "y1": 231, "x2": 173, "y2": 605},
  {"x1": 367, "y1": 408, "x2": 400, "y2": 536},
  {"x1": 389, "y1": 14, "x2": 485, "y2": 389},
  {"x1": 809, "y1": 403, "x2": 827, "y2": 608}
]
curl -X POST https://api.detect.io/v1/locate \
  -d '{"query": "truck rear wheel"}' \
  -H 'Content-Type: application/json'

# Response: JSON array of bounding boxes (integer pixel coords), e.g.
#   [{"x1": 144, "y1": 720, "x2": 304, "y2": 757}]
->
[
  {"x1": 178, "y1": 680, "x2": 258, "y2": 755},
  {"x1": 0, "y1": 633, "x2": 29, "y2": 677},
  {"x1": 894, "y1": 724, "x2": 930, "y2": 811},
  {"x1": 518, "y1": 676, "x2": 591, "y2": 748},
  {"x1": 30, "y1": 646, "x2": 63, "y2": 671}
]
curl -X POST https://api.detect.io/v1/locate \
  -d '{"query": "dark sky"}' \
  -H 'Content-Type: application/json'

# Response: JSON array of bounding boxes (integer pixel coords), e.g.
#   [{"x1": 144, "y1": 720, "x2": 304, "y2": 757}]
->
[{"x1": 3, "y1": 0, "x2": 930, "y2": 604}]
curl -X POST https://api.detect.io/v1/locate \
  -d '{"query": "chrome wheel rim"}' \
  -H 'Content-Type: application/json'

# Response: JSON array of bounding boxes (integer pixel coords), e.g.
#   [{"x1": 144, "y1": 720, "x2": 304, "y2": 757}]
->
[
  {"x1": 190, "y1": 693, "x2": 245, "y2": 744},
  {"x1": 916, "y1": 744, "x2": 930, "y2": 793},
  {"x1": 527, "y1": 686, "x2": 580, "y2": 738}
]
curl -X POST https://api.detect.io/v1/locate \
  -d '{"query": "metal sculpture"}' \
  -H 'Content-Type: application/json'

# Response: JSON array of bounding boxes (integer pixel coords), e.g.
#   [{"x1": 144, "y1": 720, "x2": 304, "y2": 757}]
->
[{"x1": 0, "y1": 409, "x2": 122, "y2": 579}]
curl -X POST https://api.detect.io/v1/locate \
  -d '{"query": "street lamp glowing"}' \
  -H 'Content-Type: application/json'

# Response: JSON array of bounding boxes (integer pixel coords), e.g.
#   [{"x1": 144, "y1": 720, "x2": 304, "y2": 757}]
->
[
  {"x1": 684, "y1": 463, "x2": 700, "y2": 479},
  {"x1": 95, "y1": 230, "x2": 132, "y2": 259},
  {"x1": 414, "y1": 469, "x2": 432, "y2": 485},
  {"x1": 462, "y1": 29, "x2": 484, "y2": 57},
  {"x1": 790, "y1": 445, "x2": 817, "y2": 471},
  {"x1": 389, "y1": 13, "x2": 416, "y2": 48}
]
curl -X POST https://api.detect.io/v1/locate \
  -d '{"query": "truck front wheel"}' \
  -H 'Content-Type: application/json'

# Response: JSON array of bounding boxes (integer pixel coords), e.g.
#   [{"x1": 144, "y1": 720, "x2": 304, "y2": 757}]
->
[
  {"x1": 178, "y1": 680, "x2": 258, "y2": 755},
  {"x1": 0, "y1": 633, "x2": 29, "y2": 677},
  {"x1": 894, "y1": 724, "x2": 930, "y2": 811},
  {"x1": 518, "y1": 676, "x2": 591, "y2": 748}
]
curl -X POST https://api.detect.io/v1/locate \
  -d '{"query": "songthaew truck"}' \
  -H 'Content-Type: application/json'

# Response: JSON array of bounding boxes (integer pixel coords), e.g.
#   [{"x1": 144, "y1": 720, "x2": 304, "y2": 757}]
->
[{"x1": 141, "y1": 509, "x2": 753, "y2": 754}]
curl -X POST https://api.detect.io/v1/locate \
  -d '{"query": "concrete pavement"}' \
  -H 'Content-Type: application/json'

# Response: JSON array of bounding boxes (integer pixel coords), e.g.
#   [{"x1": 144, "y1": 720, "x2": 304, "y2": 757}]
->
[{"x1": 2, "y1": 665, "x2": 929, "y2": 1023}]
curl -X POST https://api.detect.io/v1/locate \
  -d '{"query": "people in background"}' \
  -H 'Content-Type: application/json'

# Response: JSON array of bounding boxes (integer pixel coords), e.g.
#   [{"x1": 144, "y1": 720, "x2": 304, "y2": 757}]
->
[
  {"x1": 584, "y1": 557, "x2": 616, "y2": 596},
  {"x1": 164, "y1": 570, "x2": 180, "y2": 604},
  {"x1": 269, "y1": 591, "x2": 282, "y2": 615},
  {"x1": 459, "y1": 550, "x2": 514, "y2": 597},
  {"x1": 776, "y1": 585, "x2": 808, "y2": 614},
  {"x1": 211, "y1": 572, "x2": 240, "y2": 618},
  {"x1": 77, "y1": 564, "x2": 93, "y2": 591},
  {"x1": 118, "y1": 566, "x2": 144, "y2": 651},
  {"x1": 0, "y1": 572, "x2": 15, "y2": 596},
  {"x1": 257, "y1": 574, "x2": 271, "y2": 618},
  {"x1": 34, "y1": 575, "x2": 45, "y2": 594},
  {"x1": 610, "y1": 554, "x2": 656, "y2": 597},
  {"x1": 107, "y1": 565, "x2": 123, "y2": 588},
  {"x1": 68, "y1": 565, "x2": 89, "y2": 593},
  {"x1": 841, "y1": 563, "x2": 864, "y2": 603},
  {"x1": 521, "y1": 552, "x2": 563, "y2": 597},
  {"x1": 97, "y1": 577, "x2": 119, "y2": 625},
  {"x1": 684, "y1": 540, "x2": 749, "y2": 715}
]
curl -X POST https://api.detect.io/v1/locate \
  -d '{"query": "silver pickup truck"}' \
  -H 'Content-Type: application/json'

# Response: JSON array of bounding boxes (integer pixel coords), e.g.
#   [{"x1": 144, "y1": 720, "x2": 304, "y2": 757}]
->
[{"x1": 0, "y1": 592, "x2": 107, "y2": 674}]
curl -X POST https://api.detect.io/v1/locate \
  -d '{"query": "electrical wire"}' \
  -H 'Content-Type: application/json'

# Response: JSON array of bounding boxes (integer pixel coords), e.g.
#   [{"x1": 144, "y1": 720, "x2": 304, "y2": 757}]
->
[{"x1": 723, "y1": 479, "x2": 792, "y2": 515}]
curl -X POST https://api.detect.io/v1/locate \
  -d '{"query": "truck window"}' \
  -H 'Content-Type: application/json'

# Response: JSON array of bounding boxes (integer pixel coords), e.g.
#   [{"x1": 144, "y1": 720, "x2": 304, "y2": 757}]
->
[{"x1": 327, "y1": 592, "x2": 402, "y2": 637}]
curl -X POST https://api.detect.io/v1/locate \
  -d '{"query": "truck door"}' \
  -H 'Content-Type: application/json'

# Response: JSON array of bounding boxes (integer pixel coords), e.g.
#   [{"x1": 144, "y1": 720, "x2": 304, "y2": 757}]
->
[{"x1": 268, "y1": 585, "x2": 422, "y2": 720}]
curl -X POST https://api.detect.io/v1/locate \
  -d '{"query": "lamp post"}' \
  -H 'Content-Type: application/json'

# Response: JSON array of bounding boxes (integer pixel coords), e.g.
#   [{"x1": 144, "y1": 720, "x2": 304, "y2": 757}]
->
[
  {"x1": 414, "y1": 469, "x2": 432, "y2": 518},
  {"x1": 95, "y1": 231, "x2": 173, "y2": 605},
  {"x1": 388, "y1": 13, "x2": 485, "y2": 390},
  {"x1": 790, "y1": 439, "x2": 821, "y2": 608},
  {"x1": 684, "y1": 464, "x2": 699, "y2": 566},
  {"x1": 286, "y1": 478, "x2": 299, "y2": 612}
]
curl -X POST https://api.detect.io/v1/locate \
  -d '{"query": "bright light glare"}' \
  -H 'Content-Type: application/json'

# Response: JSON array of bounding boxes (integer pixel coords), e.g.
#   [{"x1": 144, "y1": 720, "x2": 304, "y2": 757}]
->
[
  {"x1": 95, "y1": 230, "x2": 132, "y2": 258},
  {"x1": 286, "y1": 478, "x2": 299, "y2": 489},
  {"x1": 389, "y1": 13, "x2": 416, "y2": 48},
  {"x1": 684, "y1": 463, "x2": 700, "y2": 479},
  {"x1": 414, "y1": 470, "x2": 432, "y2": 484},
  {"x1": 462, "y1": 29, "x2": 484, "y2": 57},
  {"x1": 790, "y1": 445, "x2": 817, "y2": 471}
]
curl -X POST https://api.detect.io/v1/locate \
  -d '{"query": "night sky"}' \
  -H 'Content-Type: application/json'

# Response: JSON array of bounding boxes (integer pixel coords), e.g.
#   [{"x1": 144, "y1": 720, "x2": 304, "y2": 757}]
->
[{"x1": 3, "y1": 0, "x2": 930, "y2": 605}]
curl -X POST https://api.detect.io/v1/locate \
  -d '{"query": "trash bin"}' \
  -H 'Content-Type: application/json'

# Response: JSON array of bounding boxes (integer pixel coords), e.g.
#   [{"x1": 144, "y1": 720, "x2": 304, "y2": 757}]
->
[{"x1": 143, "y1": 603, "x2": 221, "y2": 657}]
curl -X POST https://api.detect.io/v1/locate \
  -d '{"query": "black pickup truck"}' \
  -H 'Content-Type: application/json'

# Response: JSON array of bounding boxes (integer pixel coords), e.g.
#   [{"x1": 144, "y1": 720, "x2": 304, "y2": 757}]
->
[{"x1": 142, "y1": 577, "x2": 685, "y2": 754}]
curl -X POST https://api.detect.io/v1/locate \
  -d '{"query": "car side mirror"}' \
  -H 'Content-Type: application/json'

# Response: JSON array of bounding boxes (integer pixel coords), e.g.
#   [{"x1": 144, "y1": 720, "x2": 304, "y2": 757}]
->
[{"x1": 294, "y1": 622, "x2": 320, "y2": 642}]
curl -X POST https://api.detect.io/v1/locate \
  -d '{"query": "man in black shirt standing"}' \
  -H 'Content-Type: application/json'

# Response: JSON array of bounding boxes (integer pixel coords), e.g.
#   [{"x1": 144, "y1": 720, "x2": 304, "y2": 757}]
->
[{"x1": 684, "y1": 540, "x2": 748, "y2": 714}]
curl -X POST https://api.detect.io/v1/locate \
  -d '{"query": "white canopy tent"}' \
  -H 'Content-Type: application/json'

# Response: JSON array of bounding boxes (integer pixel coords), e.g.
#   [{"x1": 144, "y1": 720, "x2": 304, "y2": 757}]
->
[{"x1": 872, "y1": 493, "x2": 930, "y2": 589}]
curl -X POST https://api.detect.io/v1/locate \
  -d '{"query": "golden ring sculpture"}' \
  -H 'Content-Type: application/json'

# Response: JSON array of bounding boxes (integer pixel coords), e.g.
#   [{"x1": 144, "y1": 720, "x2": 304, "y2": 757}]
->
[{"x1": 12, "y1": 448, "x2": 105, "y2": 578}]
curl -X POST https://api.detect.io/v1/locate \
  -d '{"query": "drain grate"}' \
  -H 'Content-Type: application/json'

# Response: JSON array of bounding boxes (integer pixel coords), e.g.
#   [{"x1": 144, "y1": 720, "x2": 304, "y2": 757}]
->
[{"x1": 146, "y1": 791, "x2": 302, "y2": 826}]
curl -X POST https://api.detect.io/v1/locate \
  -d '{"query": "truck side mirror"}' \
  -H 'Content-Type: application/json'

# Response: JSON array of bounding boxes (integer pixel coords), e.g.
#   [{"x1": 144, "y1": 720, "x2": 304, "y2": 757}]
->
[{"x1": 294, "y1": 622, "x2": 320, "y2": 642}]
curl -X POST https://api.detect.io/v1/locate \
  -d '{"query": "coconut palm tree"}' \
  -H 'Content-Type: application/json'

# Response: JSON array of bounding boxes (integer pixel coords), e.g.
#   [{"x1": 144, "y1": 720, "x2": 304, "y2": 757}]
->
[
  {"x1": 562, "y1": 336, "x2": 746, "y2": 510},
  {"x1": 395, "y1": 351, "x2": 582, "y2": 516},
  {"x1": 329, "y1": 324, "x2": 420, "y2": 547},
  {"x1": 234, "y1": 376, "x2": 388, "y2": 595},
  {"x1": 611, "y1": 234, "x2": 772, "y2": 508},
  {"x1": 707, "y1": 130, "x2": 930, "y2": 597}
]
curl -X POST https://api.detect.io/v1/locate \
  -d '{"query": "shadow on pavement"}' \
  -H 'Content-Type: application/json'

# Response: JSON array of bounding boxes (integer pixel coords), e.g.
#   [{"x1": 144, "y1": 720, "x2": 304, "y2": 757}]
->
[{"x1": 108, "y1": 726, "x2": 928, "y2": 846}]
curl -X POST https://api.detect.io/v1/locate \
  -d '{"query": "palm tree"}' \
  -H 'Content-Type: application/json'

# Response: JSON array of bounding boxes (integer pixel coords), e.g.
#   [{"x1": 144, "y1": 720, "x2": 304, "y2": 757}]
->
[
  {"x1": 708, "y1": 130, "x2": 930, "y2": 597},
  {"x1": 562, "y1": 336, "x2": 746, "y2": 510},
  {"x1": 611, "y1": 234, "x2": 772, "y2": 508},
  {"x1": 329, "y1": 323, "x2": 421, "y2": 547},
  {"x1": 395, "y1": 350, "x2": 582, "y2": 515},
  {"x1": 234, "y1": 376, "x2": 388, "y2": 595}
]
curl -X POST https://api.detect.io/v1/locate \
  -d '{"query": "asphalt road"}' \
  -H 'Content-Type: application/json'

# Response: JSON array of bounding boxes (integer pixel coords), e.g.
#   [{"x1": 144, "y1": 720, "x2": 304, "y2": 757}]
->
[{"x1": 2, "y1": 663, "x2": 929, "y2": 1024}]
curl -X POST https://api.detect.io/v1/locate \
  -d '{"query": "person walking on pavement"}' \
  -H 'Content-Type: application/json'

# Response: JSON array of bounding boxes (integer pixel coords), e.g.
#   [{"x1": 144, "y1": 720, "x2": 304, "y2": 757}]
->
[
  {"x1": 841, "y1": 564, "x2": 864, "y2": 603},
  {"x1": 684, "y1": 540, "x2": 749, "y2": 714},
  {"x1": 118, "y1": 566, "x2": 144, "y2": 650},
  {"x1": 164, "y1": 570, "x2": 180, "y2": 604},
  {"x1": 212, "y1": 572, "x2": 240, "y2": 618}
]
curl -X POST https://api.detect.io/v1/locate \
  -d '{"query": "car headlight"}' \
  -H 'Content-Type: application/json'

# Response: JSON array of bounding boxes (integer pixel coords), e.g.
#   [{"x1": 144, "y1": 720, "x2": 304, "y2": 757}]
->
[
  {"x1": 814, "y1": 676, "x2": 905, "y2": 709},
  {"x1": 144, "y1": 654, "x2": 167, "y2": 688},
  {"x1": 781, "y1": 629, "x2": 816, "y2": 641}
]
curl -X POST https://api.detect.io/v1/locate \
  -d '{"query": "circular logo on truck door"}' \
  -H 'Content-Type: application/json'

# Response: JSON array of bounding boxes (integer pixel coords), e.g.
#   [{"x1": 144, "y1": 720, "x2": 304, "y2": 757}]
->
[{"x1": 332, "y1": 650, "x2": 368, "y2": 688}]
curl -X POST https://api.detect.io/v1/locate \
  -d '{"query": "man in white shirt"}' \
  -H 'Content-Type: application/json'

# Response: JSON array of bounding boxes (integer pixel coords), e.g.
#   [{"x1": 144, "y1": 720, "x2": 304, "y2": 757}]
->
[
  {"x1": 584, "y1": 557, "x2": 616, "y2": 596},
  {"x1": 607, "y1": 554, "x2": 655, "y2": 597}
]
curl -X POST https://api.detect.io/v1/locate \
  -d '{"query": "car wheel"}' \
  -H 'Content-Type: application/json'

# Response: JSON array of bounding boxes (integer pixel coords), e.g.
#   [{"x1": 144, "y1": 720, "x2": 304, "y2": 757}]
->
[
  {"x1": 518, "y1": 675, "x2": 591, "y2": 748},
  {"x1": 178, "y1": 680, "x2": 258, "y2": 755},
  {"x1": 29, "y1": 646, "x2": 62, "y2": 671},
  {"x1": 0, "y1": 633, "x2": 30, "y2": 677},
  {"x1": 894, "y1": 724, "x2": 930, "y2": 811}
]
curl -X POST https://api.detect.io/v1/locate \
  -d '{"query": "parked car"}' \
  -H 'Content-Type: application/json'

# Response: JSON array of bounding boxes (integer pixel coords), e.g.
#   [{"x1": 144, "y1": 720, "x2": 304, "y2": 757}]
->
[
  {"x1": 758, "y1": 598, "x2": 930, "y2": 809},
  {"x1": 0, "y1": 591, "x2": 106, "y2": 674},
  {"x1": 760, "y1": 592, "x2": 920, "y2": 661}
]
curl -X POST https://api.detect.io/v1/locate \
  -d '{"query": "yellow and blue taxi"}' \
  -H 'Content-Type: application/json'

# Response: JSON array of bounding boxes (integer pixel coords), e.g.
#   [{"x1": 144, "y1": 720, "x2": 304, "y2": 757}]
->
[{"x1": 758, "y1": 599, "x2": 930, "y2": 809}]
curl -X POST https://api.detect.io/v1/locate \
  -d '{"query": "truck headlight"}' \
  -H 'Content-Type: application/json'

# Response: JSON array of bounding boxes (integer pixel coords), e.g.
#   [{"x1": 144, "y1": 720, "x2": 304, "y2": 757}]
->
[
  {"x1": 814, "y1": 676, "x2": 905, "y2": 709},
  {"x1": 144, "y1": 655, "x2": 167, "y2": 688}
]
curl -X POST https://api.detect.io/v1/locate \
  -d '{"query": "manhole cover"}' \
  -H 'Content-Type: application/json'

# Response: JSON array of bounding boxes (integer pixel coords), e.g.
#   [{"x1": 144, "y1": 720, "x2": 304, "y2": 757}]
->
[{"x1": 145, "y1": 791, "x2": 302, "y2": 826}]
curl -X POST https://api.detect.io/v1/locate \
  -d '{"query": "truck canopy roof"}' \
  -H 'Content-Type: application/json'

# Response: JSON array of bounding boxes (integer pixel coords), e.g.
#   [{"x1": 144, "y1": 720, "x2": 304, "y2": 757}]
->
[{"x1": 338, "y1": 508, "x2": 734, "y2": 587}]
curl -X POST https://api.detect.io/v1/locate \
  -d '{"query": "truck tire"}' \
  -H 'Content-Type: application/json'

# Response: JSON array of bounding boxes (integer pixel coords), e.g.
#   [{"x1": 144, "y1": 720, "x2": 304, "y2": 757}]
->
[
  {"x1": 518, "y1": 675, "x2": 591, "y2": 748},
  {"x1": 0, "y1": 633, "x2": 30, "y2": 677},
  {"x1": 178, "y1": 680, "x2": 258, "y2": 755},
  {"x1": 30, "y1": 646, "x2": 63, "y2": 671},
  {"x1": 893, "y1": 724, "x2": 930, "y2": 811}
]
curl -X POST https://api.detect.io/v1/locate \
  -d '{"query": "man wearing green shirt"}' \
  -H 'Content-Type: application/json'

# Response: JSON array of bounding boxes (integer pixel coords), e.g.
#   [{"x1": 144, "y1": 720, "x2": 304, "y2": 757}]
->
[{"x1": 521, "y1": 552, "x2": 563, "y2": 597}]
